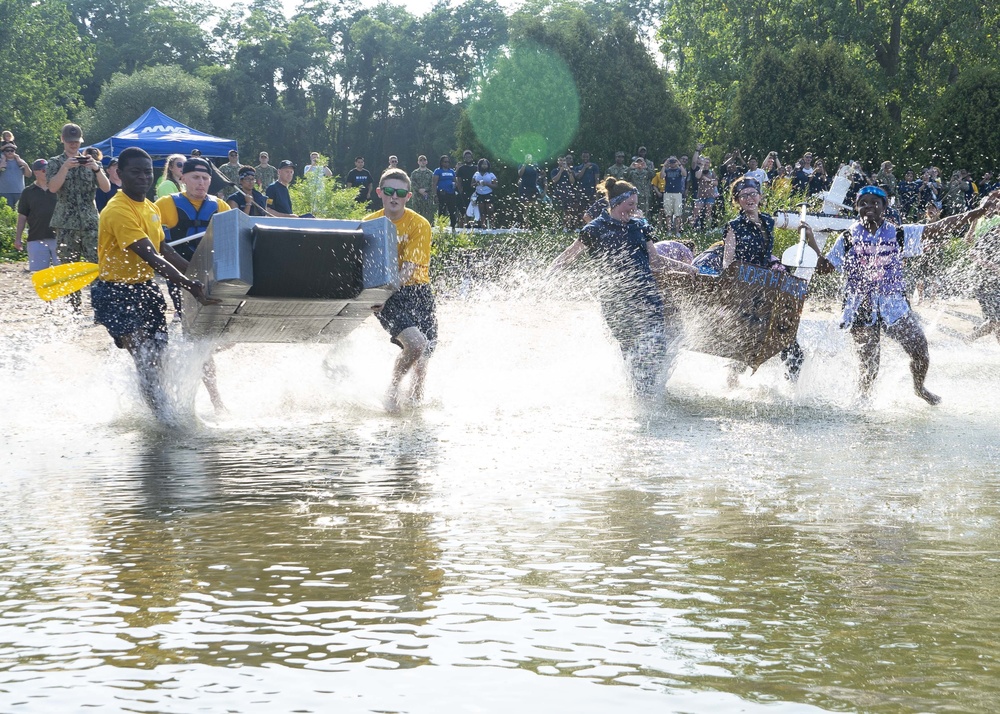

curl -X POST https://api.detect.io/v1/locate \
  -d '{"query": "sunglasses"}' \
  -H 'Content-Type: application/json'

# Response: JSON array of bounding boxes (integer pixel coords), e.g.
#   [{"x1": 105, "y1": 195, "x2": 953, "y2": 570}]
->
[
  {"x1": 380, "y1": 187, "x2": 409, "y2": 197},
  {"x1": 2, "y1": 149, "x2": 14, "y2": 153}
]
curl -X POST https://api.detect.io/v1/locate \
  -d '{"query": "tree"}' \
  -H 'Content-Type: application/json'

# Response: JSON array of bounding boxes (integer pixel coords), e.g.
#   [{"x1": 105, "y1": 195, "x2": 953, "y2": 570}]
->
[
  {"x1": 914, "y1": 66, "x2": 1000, "y2": 176},
  {"x1": 728, "y1": 42, "x2": 896, "y2": 168},
  {"x1": 81, "y1": 65, "x2": 214, "y2": 142}
]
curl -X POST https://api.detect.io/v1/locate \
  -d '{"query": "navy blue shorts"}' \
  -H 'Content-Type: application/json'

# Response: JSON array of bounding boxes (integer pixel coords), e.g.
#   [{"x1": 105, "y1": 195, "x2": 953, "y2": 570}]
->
[
  {"x1": 377, "y1": 284, "x2": 438, "y2": 351},
  {"x1": 91, "y1": 279, "x2": 168, "y2": 349}
]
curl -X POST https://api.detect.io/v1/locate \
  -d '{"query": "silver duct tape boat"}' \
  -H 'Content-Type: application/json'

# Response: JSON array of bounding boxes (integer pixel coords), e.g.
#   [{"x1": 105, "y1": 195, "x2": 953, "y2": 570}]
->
[
  {"x1": 181, "y1": 210, "x2": 398, "y2": 343},
  {"x1": 774, "y1": 211, "x2": 853, "y2": 234}
]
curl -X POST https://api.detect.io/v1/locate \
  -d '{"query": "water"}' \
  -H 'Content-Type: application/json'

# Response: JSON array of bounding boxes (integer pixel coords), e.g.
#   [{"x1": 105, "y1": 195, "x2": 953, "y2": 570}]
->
[{"x1": 2, "y1": 274, "x2": 1000, "y2": 713}]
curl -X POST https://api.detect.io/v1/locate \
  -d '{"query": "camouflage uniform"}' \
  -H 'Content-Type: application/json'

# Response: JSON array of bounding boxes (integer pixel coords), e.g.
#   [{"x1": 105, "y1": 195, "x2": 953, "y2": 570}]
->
[
  {"x1": 255, "y1": 163, "x2": 278, "y2": 191},
  {"x1": 409, "y1": 167, "x2": 436, "y2": 224},
  {"x1": 46, "y1": 153, "x2": 101, "y2": 263},
  {"x1": 606, "y1": 163, "x2": 629, "y2": 181},
  {"x1": 219, "y1": 162, "x2": 242, "y2": 186},
  {"x1": 626, "y1": 165, "x2": 657, "y2": 216}
]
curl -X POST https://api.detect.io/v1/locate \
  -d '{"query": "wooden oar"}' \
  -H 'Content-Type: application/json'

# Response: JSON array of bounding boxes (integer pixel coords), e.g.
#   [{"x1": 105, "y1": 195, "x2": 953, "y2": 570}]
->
[{"x1": 30, "y1": 232, "x2": 208, "y2": 301}]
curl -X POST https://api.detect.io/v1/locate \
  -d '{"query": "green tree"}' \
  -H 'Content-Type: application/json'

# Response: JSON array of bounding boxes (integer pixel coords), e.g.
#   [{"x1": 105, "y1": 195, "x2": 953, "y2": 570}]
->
[
  {"x1": 914, "y1": 66, "x2": 1000, "y2": 176},
  {"x1": 80, "y1": 65, "x2": 214, "y2": 142},
  {"x1": 728, "y1": 42, "x2": 896, "y2": 167},
  {"x1": 0, "y1": 0, "x2": 92, "y2": 159}
]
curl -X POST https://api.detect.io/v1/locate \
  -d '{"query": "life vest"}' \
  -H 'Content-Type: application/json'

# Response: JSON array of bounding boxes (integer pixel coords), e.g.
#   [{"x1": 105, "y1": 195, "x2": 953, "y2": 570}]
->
[{"x1": 169, "y1": 193, "x2": 219, "y2": 260}]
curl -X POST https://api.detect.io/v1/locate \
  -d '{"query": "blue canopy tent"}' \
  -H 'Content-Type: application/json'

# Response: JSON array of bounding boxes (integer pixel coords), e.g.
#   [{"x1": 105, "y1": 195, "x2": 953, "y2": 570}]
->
[{"x1": 89, "y1": 107, "x2": 237, "y2": 159}]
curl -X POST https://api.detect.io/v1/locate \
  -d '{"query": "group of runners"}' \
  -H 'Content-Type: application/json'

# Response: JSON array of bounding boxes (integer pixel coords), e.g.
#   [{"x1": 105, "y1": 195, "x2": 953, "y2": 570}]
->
[{"x1": 41, "y1": 127, "x2": 1000, "y2": 417}]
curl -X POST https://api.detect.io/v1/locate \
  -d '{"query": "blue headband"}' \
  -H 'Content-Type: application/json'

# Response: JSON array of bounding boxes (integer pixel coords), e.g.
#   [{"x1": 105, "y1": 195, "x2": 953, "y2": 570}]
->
[
  {"x1": 610, "y1": 188, "x2": 637, "y2": 207},
  {"x1": 857, "y1": 185, "x2": 888, "y2": 202}
]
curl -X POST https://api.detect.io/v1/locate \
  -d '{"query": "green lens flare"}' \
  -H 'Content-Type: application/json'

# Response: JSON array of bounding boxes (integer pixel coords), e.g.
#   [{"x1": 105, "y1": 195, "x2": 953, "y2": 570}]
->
[{"x1": 468, "y1": 43, "x2": 579, "y2": 165}]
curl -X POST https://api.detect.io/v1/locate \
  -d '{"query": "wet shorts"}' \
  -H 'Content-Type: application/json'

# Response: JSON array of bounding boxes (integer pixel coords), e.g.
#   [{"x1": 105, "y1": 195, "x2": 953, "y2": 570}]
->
[
  {"x1": 377, "y1": 283, "x2": 438, "y2": 352},
  {"x1": 91, "y1": 279, "x2": 168, "y2": 349}
]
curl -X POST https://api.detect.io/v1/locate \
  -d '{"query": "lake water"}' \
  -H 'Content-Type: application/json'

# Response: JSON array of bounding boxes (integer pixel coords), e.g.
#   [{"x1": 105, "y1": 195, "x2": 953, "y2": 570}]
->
[{"x1": 2, "y1": 272, "x2": 999, "y2": 713}]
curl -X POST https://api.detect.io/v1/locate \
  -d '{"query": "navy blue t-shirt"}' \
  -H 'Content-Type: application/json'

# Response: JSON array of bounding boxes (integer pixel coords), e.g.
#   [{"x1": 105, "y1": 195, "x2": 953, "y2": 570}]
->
[
  {"x1": 663, "y1": 167, "x2": 684, "y2": 194},
  {"x1": 518, "y1": 164, "x2": 539, "y2": 197},
  {"x1": 573, "y1": 162, "x2": 600, "y2": 196},
  {"x1": 345, "y1": 168, "x2": 374, "y2": 203},
  {"x1": 434, "y1": 167, "x2": 457, "y2": 194},
  {"x1": 265, "y1": 181, "x2": 293, "y2": 215}
]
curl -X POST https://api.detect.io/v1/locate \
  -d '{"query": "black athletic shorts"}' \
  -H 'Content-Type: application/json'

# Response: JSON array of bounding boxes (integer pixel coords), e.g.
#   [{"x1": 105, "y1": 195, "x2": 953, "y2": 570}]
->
[{"x1": 377, "y1": 283, "x2": 438, "y2": 352}]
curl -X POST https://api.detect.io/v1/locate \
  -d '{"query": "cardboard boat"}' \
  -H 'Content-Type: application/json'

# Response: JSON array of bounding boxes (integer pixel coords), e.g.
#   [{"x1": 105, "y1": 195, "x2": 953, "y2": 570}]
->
[
  {"x1": 661, "y1": 261, "x2": 809, "y2": 371},
  {"x1": 181, "y1": 210, "x2": 398, "y2": 343}
]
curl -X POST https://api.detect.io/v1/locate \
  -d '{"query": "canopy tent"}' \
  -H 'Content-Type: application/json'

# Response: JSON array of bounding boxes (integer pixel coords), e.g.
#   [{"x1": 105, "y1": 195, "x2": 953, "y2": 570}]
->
[{"x1": 89, "y1": 107, "x2": 237, "y2": 159}]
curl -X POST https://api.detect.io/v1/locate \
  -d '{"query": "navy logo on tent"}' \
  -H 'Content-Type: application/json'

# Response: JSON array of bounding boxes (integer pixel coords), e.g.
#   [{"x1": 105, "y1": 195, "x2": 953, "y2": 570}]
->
[{"x1": 140, "y1": 125, "x2": 194, "y2": 134}]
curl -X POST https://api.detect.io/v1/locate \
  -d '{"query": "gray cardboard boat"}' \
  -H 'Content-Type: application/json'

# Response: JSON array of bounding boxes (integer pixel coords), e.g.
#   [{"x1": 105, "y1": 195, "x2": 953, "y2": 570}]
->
[{"x1": 181, "y1": 210, "x2": 398, "y2": 343}]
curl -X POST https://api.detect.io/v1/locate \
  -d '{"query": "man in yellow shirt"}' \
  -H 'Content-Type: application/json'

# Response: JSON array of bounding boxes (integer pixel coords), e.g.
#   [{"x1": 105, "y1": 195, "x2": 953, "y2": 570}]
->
[
  {"x1": 364, "y1": 168, "x2": 437, "y2": 412},
  {"x1": 91, "y1": 147, "x2": 214, "y2": 417}
]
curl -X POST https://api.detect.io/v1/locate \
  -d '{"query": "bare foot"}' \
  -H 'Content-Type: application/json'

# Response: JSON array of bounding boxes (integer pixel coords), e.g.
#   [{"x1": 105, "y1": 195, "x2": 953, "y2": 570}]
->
[
  {"x1": 383, "y1": 387, "x2": 402, "y2": 415},
  {"x1": 915, "y1": 386, "x2": 941, "y2": 405}
]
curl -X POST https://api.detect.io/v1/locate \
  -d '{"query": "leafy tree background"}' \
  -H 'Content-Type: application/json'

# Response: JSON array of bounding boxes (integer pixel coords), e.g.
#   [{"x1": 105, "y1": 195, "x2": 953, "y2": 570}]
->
[{"x1": 2, "y1": 0, "x2": 997, "y2": 179}]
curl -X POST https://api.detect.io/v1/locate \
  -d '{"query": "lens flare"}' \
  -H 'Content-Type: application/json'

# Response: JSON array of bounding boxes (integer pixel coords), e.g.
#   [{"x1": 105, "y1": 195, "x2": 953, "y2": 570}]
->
[{"x1": 467, "y1": 43, "x2": 579, "y2": 164}]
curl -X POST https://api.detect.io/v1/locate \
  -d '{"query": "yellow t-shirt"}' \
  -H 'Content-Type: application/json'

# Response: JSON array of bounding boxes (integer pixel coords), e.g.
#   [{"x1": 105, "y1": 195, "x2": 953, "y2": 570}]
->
[
  {"x1": 364, "y1": 208, "x2": 431, "y2": 285},
  {"x1": 154, "y1": 192, "x2": 230, "y2": 230},
  {"x1": 97, "y1": 192, "x2": 165, "y2": 283}
]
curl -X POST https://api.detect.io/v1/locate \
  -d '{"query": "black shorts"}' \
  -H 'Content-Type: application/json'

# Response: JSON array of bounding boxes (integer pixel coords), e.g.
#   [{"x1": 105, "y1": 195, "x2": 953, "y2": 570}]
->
[
  {"x1": 91, "y1": 279, "x2": 168, "y2": 349},
  {"x1": 377, "y1": 284, "x2": 438, "y2": 351}
]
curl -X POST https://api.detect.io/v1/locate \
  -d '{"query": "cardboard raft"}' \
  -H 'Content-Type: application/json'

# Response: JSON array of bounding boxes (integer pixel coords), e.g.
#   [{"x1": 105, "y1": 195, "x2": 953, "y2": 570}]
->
[{"x1": 661, "y1": 261, "x2": 809, "y2": 371}]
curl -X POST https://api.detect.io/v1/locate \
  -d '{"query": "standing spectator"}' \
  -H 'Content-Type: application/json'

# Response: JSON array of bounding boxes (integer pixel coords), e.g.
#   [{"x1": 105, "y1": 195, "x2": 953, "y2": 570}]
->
[
  {"x1": 720, "y1": 148, "x2": 746, "y2": 191},
  {"x1": 979, "y1": 172, "x2": 996, "y2": 194},
  {"x1": 606, "y1": 151, "x2": 628, "y2": 180},
  {"x1": 226, "y1": 166, "x2": 269, "y2": 217},
  {"x1": 517, "y1": 153, "x2": 540, "y2": 201},
  {"x1": 304, "y1": 152, "x2": 332, "y2": 178},
  {"x1": 916, "y1": 169, "x2": 941, "y2": 214},
  {"x1": 0, "y1": 141, "x2": 31, "y2": 208},
  {"x1": 219, "y1": 149, "x2": 242, "y2": 185},
  {"x1": 843, "y1": 160, "x2": 869, "y2": 206},
  {"x1": 14, "y1": 159, "x2": 58, "y2": 272},
  {"x1": 46, "y1": 123, "x2": 111, "y2": 308},
  {"x1": 873, "y1": 161, "x2": 897, "y2": 197},
  {"x1": 156, "y1": 154, "x2": 185, "y2": 199},
  {"x1": 962, "y1": 169, "x2": 979, "y2": 211},
  {"x1": 472, "y1": 158, "x2": 498, "y2": 228},
  {"x1": 255, "y1": 151, "x2": 278, "y2": 192},
  {"x1": 265, "y1": 160, "x2": 297, "y2": 217},
  {"x1": 791, "y1": 153, "x2": 815, "y2": 194},
  {"x1": 455, "y1": 149, "x2": 477, "y2": 224},
  {"x1": 409, "y1": 154, "x2": 436, "y2": 224},
  {"x1": 897, "y1": 170, "x2": 919, "y2": 219},
  {"x1": 635, "y1": 146, "x2": 649, "y2": 166},
  {"x1": 660, "y1": 156, "x2": 686, "y2": 235},
  {"x1": 944, "y1": 171, "x2": 966, "y2": 216},
  {"x1": 573, "y1": 151, "x2": 600, "y2": 210},
  {"x1": 744, "y1": 156, "x2": 768, "y2": 186},
  {"x1": 762, "y1": 152, "x2": 782, "y2": 182},
  {"x1": 626, "y1": 156, "x2": 656, "y2": 218},
  {"x1": 432, "y1": 155, "x2": 460, "y2": 231},
  {"x1": 95, "y1": 158, "x2": 121, "y2": 212},
  {"x1": 808, "y1": 160, "x2": 830, "y2": 196},
  {"x1": 549, "y1": 155, "x2": 576, "y2": 228},
  {"x1": 385, "y1": 155, "x2": 400, "y2": 173},
  {"x1": 692, "y1": 156, "x2": 718, "y2": 230},
  {"x1": 344, "y1": 156, "x2": 374, "y2": 207}
]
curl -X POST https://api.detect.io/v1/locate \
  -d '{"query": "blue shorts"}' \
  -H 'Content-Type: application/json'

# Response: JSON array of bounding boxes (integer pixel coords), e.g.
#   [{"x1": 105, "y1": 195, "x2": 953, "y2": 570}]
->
[
  {"x1": 377, "y1": 284, "x2": 438, "y2": 351},
  {"x1": 91, "y1": 280, "x2": 168, "y2": 349}
]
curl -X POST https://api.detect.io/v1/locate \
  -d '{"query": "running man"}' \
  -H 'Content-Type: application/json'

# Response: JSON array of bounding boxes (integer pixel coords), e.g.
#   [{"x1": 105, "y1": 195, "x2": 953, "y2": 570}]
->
[
  {"x1": 90, "y1": 147, "x2": 215, "y2": 417},
  {"x1": 364, "y1": 168, "x2": 438, "y2": 413}
]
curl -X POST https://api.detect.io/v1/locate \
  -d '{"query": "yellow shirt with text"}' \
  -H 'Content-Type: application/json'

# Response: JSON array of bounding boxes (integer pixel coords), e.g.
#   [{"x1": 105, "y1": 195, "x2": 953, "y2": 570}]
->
[
  {"x1": 97, "y1": 192, "x2": 165, "y2": 283},
  {"x1": 364, "y1": 208, "x2": 431, "y2": 285}
]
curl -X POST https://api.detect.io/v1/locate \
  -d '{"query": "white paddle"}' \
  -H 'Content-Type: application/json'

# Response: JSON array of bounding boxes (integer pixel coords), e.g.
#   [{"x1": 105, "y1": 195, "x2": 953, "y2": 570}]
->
[{"x1": 781, "y1": 202, "x2": 818, "y2": 281}]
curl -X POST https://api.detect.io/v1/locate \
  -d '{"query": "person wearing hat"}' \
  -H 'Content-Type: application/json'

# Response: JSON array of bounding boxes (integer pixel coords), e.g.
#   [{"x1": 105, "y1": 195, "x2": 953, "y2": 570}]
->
[
  {"x1": 14, "y1": 159, "x2": 58, "y2": 272},
  {"x1": 264, "y1": 160, "x2": 297, "y2": 217},
  {"x1": 226, "y1": 166, "x2": 269, "y2": 216},
  {"x1": 254, "y1": 151, "x2": 277, "y2": 192},
  {"x1": 91, "y1": 146, "x2": 215, "y2": 418},
  {"x1": 46, "y1": 123, "x2": 111, "y2": 308},
  {"x1": 219, "y1": 149, "x2": 242, "y2": 186},
  {"x1": 802, "y1": 185, "x2": 998, "y2": 405},
  {"x1": 0, "y1": 141, "x2": 31, "y2": 208}
]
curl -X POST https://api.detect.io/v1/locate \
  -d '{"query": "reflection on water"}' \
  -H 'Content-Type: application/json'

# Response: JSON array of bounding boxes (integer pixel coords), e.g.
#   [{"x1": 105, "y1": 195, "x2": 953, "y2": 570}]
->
[{"x1": 2, "y1": 274, "x2": 999, "y2": 712}]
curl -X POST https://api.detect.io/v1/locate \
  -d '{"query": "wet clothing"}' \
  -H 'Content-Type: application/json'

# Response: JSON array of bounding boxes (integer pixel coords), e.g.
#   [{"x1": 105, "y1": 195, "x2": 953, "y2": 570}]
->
[
  {"x1": 227, "y1": 188, "x2": 269, "y2": 216},
  {"x1": 727, "y1": 211, "x2": 776, "y2": 267},
  {"x1": 155, "y1": 193, "x2": 229, "y2": 261},
  {"x1": 578, "y1": 213, "x2": 670, "y2": 392},
  {"x1": 825, "y1": 220, "x2": 925, "y2": 328},
  {"x1": 91, "y1": 279, "x2": 168, "y2": 350}
]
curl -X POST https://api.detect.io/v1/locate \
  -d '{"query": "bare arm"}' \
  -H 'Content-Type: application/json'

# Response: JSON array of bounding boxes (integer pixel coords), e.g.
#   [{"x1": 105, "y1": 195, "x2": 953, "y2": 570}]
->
[
  {"x1": 922, "y1": 194, "x2": 999, "y2": 244},
  {"x1": 547, "y1": 238, "x2": 586, "y2": 274},
  {"x1": 722, "y1": 225, "x2": 737, "y2": 270},
  {"x1": 15, "y1": 213, "x2": 26, "y2": 250},
  {"x1": 127, "y1": 237, "x2": 214, "y2": 304}
]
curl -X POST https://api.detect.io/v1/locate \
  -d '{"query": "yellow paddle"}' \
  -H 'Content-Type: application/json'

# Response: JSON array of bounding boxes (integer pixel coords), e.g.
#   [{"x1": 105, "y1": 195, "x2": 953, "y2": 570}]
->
[{"x1": 31, "y1": 262, "x2": 99, "y2": 301}]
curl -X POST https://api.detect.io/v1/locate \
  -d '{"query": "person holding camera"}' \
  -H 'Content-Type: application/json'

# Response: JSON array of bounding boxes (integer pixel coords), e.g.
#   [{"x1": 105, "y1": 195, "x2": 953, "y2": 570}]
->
[{"x1": 46, "y1": 123, "x2": 111, "y2": 309}]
